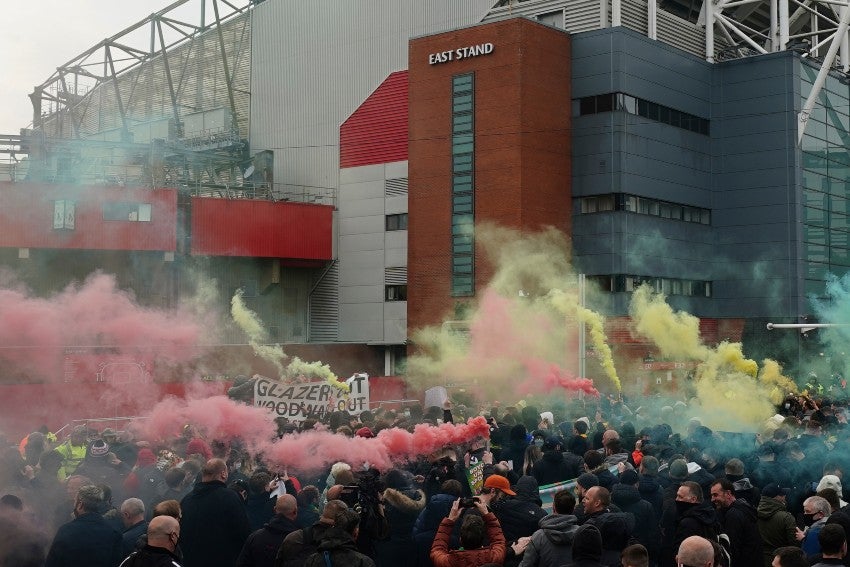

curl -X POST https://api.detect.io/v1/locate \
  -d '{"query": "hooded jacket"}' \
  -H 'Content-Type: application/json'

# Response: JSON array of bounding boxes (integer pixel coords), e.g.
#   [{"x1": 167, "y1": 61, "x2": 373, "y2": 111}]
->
[
  {"x1": 610, "y1": 482, "x2": 659, "y2": 553},
  {"x1": 518, "y1": 514, "x2": 580, "y2": 567},
  {"x1": 673, "y1": 500, "x2": 719, "y2": 549},
  {"x1": 637, "y1": 474, "x2": 664, "y2": 518},
  {"x1": 274, "y1": 520, "x2": 335, "y2": 567},
  {"x1": 757, "y1": 496, "x2": 797, "y2": 567},
  {"x1": 430, "y1": 512, "x2": 506, "y2": 567},
  {"x1": 718, "y1": 498, "x2": 764, "y2": 567},
  {"x1": 376, "y1": 487, "x2": 426, "y2": 565},
  {"x1": 304, "y1": 527, "x2": 375, "y2": 567},
  {"x1": 237, "y1": 513, "x2": 301, "y2": 567}
]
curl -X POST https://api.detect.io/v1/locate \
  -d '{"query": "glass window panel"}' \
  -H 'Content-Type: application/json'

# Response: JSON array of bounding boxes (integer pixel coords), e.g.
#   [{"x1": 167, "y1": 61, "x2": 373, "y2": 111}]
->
[
  {"x1": 832, "y1": 213, "x2": 850, "y2": 232},
  {"x1": 804, "y1": 189, "x2": 828, "y2": 209},
  {"x1": 806, "y1": 261, "x2": 829, "y2": 280},
  {"x1": 453, "y1": 94, "x2": 472, "y2": 105},
  {"x1": 596, "y1": 94, "x2": 614, "y2": 113},
  {"x1": 619, "y1": 94, "x2": 637, "y2": 114},
  {"x1": 452, "y1": 142, "x2": 474, "y2": 154},
  {"x1": 138, "y1": 204, "x2": 152, "y2": 222},
  {"x1": 804, "y1": 206, "x2": 827, "y2": 225},
  {"x1": 637, "y1": 99, "x2": 649, "y2": 118},
  {"x1": 453, "y1": 74, "x2": 473, "y2": 87},
  {"x1": 453, "y1": 201, "x2": 472, "y2": 214},
  {"x1": 453, "y1": 102, "x2": 472, "y2": 113},
  {"x1": 805, "y1": 242, "x2": 829, "y2": 262},
  {"x1": 802, "y1": 168, "x2": 826, "y2": 191},
  {"x1": 580, "y1": 97, "x2": 596, "y2": 115},
  {"x1": 625, "y1": 195, "x2": 637, "y2": 212},
  {"x1": 831, "y1": 246, "x2": 850, "y2": 266},
  {"x1": 804, "y1": 224, "x2": 828, "y2": 245}
]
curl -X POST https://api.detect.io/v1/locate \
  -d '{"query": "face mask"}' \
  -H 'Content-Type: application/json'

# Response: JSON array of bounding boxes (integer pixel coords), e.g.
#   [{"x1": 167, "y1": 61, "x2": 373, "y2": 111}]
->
[{"x1": 804, "y1": 513, "x2": 818, "y2": 526}]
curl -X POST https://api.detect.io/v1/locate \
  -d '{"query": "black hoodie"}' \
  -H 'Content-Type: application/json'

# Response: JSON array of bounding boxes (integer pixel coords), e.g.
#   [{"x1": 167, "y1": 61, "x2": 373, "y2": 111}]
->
[
  {"x1": 236, "y1": 514, "x2": 300, "y2": 567},
  {"x1": 610, "y1": 483, "x2": 659, "y2": 554},
  {"x1": 533, "y1": 450, "x2": 580, "y2": 486},
  {"x1": 718, "y1": 498, "x2": 763, "y2": 567}
]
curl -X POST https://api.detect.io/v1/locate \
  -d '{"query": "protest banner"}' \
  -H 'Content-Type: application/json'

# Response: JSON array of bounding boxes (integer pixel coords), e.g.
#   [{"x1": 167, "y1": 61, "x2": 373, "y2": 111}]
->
[
  {"x1": 466, "y1": 461, "x2": 485, "y2": 495},
  {"x1": 254, "y1": 373, "x2": 370, "y2": 423}
]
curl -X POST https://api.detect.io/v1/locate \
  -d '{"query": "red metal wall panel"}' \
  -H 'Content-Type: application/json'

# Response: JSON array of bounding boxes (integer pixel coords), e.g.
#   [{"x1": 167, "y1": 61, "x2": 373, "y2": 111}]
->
[
  {"x1": 340, "y1": 71, "x2": 409, "y2": 168},
  {"x1": 0, "y1": 182, "x2": 176, "y2": 251},
  {"x1": 190, "y1": 197, "x2": 333, "y2": 259}
]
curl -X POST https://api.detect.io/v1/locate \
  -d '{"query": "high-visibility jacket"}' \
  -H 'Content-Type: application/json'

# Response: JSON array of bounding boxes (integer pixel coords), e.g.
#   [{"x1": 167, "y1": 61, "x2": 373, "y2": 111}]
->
[{"x1": 56, "y1": 441, "x2": 87, "y2": 479}]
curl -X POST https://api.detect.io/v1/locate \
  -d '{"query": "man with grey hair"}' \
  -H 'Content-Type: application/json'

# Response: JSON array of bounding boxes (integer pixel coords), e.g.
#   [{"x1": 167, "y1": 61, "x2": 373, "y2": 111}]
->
[
  {"x1": 802, "y1": 495, "x2": 832, "y2": 556},
  {"x1": 121, "y1": 497, "x2": 148, "y2": 557},
  {"x1": 675, "y1": 535, "x2": 714, "y2": 567},
  {"x1": 45, "y1": 484, "x2": 122, "y2": 567}
]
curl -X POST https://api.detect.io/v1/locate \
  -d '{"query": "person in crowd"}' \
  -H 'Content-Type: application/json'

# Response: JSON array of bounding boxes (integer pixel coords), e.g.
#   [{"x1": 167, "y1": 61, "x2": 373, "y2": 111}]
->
[
  {"x1": 479, "y1": 474, "x2": 545, "y2": 545},
  {"x1": 244, "y1": 470, "x2": 276, "y2": 531},
  {"x1": 772, "y1": 546, "x2": 809, "y2": 567},
  {"x1": 566, "y1": 524, "x2": 604, "y2": 567},
  {"x1": 74, "y1": 439, "x2": 129, "y2": 503},
  {"x1": 519, "y1": 489, "x2": 579, "y2": 567},
  {"x1": 45, "y1": 484, "x2": 122, "y2": 567},
  {"x1": 275, "y1": 499, "x2": 348, "y2": 567},
  {"x1": 152, "y1": 499, "x2": 182, "y2": 520},
  {"x1": 803, "y1": 496, "x2": 833, "y2": 556},
  {"x1": 295, "y1": 485, "x2": 320, "y2": 528},
  {"x1": 376, "y1": 468, "x2": 426, "y2": 566},
  {"x1": 620, "y1": 544, "x2": 649, "y2": 567},
  {"x1": 534, "y1": 437, "x2": 580, "y2": 485},
  {"x1": 611, "y1": 469, "x2": 659, "y2": 559},
  {"x1": 809, "y1": 523, "x2": 847, "y2": 566},
  {"x1": 180, "y1": 458, "x2": 251, "y2": 567},
  {"x1": 581, "y1": 486, "x2": 634, "y2": 565},
  {"x1": 664, "y1": 480, "x2": 719, "y2": 567},
  {"x1": 638, "y1": 455, "x2": 664, "y2": 518},
  {"x1": 413, "y1": 479, "x2": 464, "y2": 567},
  {"x1": 675, "y1": 536, "x2": 715, "y2": 567},
  {"x1": 723, "y1": 458, "x2": 760, "y2": 507},
  {"x1": 305, "y1": 509, "x2": 376, "y2": 567},
  {"x1": 757, "y1": 483, "x2": 799, "y2": 567},
  {"x1": 710, "y1": 478, "x2": 763, "y2": 566},
  {"x1": 568, "y1": 420, "x2": 590, "y2": 458},
  {"x1": 119, "y1": 514, "x2": 183, "y2": 567},
  {"x1": 583, "y1": 450, "x2": 616, "y2": 491},
  {"x1": 430, "y1": 498, "x2": 506, "y2": 567},
  {"x1": 120, "y1": 497, "x2": 148, "y2": 558},
  {"x1": 237, "y1": 494, "x2": 300, "y2": 567},
  {"x1": 56, "y1": 425, "x2": 88, "y2": 479},
  {"x1": 503, "y1": 424, "x2": 530, "y2": 475}
]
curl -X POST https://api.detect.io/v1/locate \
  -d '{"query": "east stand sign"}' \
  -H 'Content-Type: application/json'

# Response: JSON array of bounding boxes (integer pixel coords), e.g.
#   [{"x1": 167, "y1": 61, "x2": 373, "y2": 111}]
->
[{"x1": 254, "y1": 373, "x2": 369, "y2": 423}]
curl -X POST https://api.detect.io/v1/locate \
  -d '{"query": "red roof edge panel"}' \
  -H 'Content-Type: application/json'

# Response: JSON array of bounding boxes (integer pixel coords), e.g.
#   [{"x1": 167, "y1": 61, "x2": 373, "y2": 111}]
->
[
  {"x1": 190, "y1": 198, "x2": 333, "y2": 259},
  {"x1": 340, "y1": 70, "x2": 409, "y2": 168}
]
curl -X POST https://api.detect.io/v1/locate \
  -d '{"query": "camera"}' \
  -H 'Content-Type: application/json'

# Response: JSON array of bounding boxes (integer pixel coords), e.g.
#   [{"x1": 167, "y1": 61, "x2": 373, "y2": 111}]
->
[{"x1": 460, "y1": 497, "x2": 480, "y2": 508}]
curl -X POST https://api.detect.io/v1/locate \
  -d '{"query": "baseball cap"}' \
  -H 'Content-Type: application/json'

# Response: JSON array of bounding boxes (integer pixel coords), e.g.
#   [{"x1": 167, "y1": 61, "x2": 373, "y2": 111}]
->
[{"x1": 483, "y1": 474, "x2": 516, "y2": 496}]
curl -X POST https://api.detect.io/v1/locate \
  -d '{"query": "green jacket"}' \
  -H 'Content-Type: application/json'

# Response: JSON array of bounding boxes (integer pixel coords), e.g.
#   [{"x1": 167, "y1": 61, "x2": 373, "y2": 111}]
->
[{"x1": 757, "y1": 495, "x2": 798, "y2": 567}]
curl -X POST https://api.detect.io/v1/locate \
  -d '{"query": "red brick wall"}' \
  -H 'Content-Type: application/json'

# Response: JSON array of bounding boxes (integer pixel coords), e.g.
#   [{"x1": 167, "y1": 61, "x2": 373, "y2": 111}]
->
[{"x1": 408, "y1": 19, "x2": 572, "y2": 333}]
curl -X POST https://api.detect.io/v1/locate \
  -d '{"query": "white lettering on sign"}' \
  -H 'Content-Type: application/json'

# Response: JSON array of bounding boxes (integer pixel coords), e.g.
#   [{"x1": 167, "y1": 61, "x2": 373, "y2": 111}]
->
[
  {"x1": 254, "y1": 374, "x2": 370, "y2": 424},
  {"x1": 428, "y1": 43, "x2": 494, "y2": 65}
]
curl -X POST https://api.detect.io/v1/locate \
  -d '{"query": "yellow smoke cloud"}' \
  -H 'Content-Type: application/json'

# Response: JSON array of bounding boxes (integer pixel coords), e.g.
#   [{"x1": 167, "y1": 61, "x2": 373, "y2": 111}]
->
[
  {"x1": 407, "y1": 225, "x2": 620, "y2": 397},
  {"x1": 230, "y1": 290, "x2": 347, "y2": 392},
  {"x1": 628, "y1": 285, "x2": 796, "y2": 430}
]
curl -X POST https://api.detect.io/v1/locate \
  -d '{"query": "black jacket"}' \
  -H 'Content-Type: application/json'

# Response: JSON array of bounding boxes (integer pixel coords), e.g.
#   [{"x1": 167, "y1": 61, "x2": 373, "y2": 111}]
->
[
  {"x1": 375, "y1": 487, "x2": 426, "y2": 566},
  {"x1": 45, "y1": 512, "x2": 123, "y2": 567},
  {"x1": 718, "y1": 498, "x2": 763, "y2": 567},
  {"x1": 245, "y1": 491, "x2": 276, "y2": 532},
  {"x1": 533, "y1": 450, "x2": 579, "y2": 486},
  {"x1": 610, "y1": 483, "x2": 659, "y2": 554},
  {"x1": 637, "y1": 474, "x2": 664, "y2": 519},
  {"x1": 180, "y1": 480, "x2": 251, "y2": 567},
  {"x1": 492, "y1": 494, "x2": 547, "y2": 543},
  {"x1": 237, "y1": 514, "x2": 300, "y2": 567},
  {"x1": 304, "y1": 528, "x2": 375, "y2": 567},
  {"x1": 119, "y1": 544, "x2": 183, "y2": 567}
]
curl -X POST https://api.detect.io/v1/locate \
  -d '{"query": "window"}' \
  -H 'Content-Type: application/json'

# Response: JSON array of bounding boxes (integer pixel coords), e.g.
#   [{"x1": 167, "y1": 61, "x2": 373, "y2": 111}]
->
[
  {"x1": 452, "y1": 73, "x2": 475, "y2": 297},
  {"x1": 576, "y1": 92, "x2": 709, "y2": 135},
  {"x1": 103, "y1": 202, "x2": 152, "y2": 222},
  {"x1": 596, "y1": 274, "x2": 712, "y2": 297},
  {"x1": 385, "y1": 285, "x2": 408, "y2": 301},
  {"x1": 576, "y1": 193, "x2": 710, "y2": 225},
  {"x1": 386, "y1": 213, "x2": 408, "y2": 231}
]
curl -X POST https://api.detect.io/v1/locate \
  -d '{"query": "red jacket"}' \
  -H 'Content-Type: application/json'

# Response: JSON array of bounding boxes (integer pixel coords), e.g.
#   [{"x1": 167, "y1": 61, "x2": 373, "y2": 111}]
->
[{"x1": 430, "y1": 512, "x2": 506, "y2": 567}]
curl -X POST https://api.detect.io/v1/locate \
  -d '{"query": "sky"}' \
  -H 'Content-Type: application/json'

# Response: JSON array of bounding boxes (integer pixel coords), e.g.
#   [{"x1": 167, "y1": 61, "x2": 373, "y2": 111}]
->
[{"x1": 0, "y1": 1, "x2": 193, "y2": 134}]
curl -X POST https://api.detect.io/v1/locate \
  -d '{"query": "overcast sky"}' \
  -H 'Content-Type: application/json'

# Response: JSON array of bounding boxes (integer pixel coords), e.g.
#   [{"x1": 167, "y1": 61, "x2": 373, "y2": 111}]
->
[{"x1": 0, "y1": 1, "x2": 189, "y2": 134}]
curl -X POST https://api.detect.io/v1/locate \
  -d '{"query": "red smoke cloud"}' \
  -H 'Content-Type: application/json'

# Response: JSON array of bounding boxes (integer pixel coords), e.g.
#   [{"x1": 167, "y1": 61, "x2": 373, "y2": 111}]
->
[
  {"x1": 518, "y1": 359, "x2": 599, "y2": 397},
  {"x1": 137, "y1": 392, "x2": 491, "y2": 471}
]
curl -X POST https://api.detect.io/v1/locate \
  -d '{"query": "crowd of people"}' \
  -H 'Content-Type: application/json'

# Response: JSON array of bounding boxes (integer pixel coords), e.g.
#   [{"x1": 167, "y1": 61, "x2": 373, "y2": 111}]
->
[{"x1": 2, "y1": 391, "x2": 850, "y2": 567}]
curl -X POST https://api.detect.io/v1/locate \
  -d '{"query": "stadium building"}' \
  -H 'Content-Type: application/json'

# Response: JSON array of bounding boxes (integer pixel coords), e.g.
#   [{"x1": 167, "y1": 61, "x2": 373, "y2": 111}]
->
[{"x1": 1, "y1": 0, "x2": 849, "y2": 387}]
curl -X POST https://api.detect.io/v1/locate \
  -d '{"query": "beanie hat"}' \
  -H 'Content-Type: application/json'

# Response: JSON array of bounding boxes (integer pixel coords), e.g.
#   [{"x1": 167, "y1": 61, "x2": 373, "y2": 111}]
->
[
  {"x1": 619, "y1": 469, "x2": 639, "y2": 486},
  {"x1": 186, "y1": 438, "x2": 212, "y2": 460},
  {"x1": 577, "y1": 472, "x2": 599, "y2": 490},
  {"x1": 355, "y1": 427, "x2": 373, "y2": 438},
  {"x1": 669, "y1": 459, "x2": 689, "y2": 480},
  {"x1": 87, "y1": 439, "x2": 110, "y2": 459}
]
